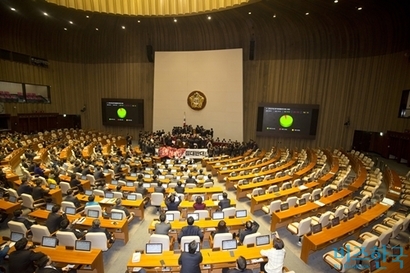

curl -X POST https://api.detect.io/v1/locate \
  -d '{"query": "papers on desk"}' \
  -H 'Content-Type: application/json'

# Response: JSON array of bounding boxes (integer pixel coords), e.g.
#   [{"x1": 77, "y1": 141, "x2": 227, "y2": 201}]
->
[
  {"x1": 314, "y1": 201, "x2": 325, "y2": 207},
  {"x1": 9, "y1": 242, "x2": 15, "y2": 248},
  {"x1": 132, "y1": 252, "x2": 141, "y2": 263},
  {"x1": 298, "y1": 185, "x2": 308, "y2": 190},
  {"x1": 381, "y1": 197, "x2": 395, "y2": 207},
  {"x1": 250, "y1": 258, "x2": 264, "y2": 263},
  {"x1": 101, "y1": 198, "x2": 116, "y2": 204}
]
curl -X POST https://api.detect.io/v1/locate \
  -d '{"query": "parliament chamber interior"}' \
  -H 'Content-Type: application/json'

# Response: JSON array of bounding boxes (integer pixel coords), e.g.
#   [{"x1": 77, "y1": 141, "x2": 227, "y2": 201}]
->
[{"x1": 0, "y1": 0, "x2": 410, "y2": 273}]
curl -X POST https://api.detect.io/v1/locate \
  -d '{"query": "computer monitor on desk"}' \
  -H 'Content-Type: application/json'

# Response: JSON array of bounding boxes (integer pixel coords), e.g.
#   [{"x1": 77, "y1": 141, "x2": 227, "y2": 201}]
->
[
  {"x1": 65, "y1": 207, "x2": 76, "y2": 215},
  {"x1": 369, "y1": 258, "x2": 381, "y2": 272},
  {"x1": 312, "y1": 223, "x2": 322, "y2": 234},
  {"x1": 46, "y1": 203, "x2": 54, "y2": 211},
  {"x1": 235, "y1": 210, "x2": 247, "y2": 218},
  {"x1": 84, "y1": 190, "x2": 93, "y2": 196},
  {"x1": 8, "y1": 196, "x2": 17, "y2": 203},
  {"x1": 110, "y1": 211, "x2": 124, "y2": 221},
  {"x1": 222, "y1": 239, "x2": 237, "y2": 250},
  {"x1": 42, "y1": 236, "x2": 57, "y2": 248},
  {"x1": 105, "y1": 192, "x2": 114, "y2": 198},
  {"x1": 212, "y1": 211, "x2": 224, "y2": 220},
  {"x1": 146, "y1": 243, "x2": 163, "y2": 254},
  {"x1": 75, "y1": 240, "x2": 91, "y2": 251},
  {"x1": 187, "y1": 213, "x2": 199, "y2": 221},
  {"x1": 280, "y1": 203, "x2": 289, "y2": 211},
  {"x1": 126, "y1": 181, "x2": 134, "y2": 187},
  {"x1": 256, "y1": 235, "x2": 270, "y2": 246},
  {"x1": 127, "y1": 194, "x2": 137, "y2": 201},
  {"x1": 87, "y1": 210, "x2": 100, "y2": 218},
  {"x1": 298, "y1": 198, "x2": 306, "y2": 206},
  {"x1": 331, "y1": 217, "x2": 340, "y2": 227},
  {"x1": 10, "y1": 232, "x2": 24, "y2": 242},
  {"x1": 166, "y1": 213, "x2": 174, "y2": 222}
]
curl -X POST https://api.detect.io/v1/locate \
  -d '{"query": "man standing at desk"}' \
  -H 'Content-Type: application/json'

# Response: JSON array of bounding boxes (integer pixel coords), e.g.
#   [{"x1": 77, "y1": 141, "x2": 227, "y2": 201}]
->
[
  {"x1": 178, "y1": 216, "x2": 203, "y2": 244},
  {"x1": 178, "y1": 240, "x2": 202, "y2": 273}
]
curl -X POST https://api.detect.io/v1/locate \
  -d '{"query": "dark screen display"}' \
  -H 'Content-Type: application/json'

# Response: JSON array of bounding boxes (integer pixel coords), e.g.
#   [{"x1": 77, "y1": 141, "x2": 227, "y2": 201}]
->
[
  {"x1": 256, "y1": 103, "x2": 319, "y2": 138},
  {"x1": 101, "y1": 98, "x2": 144, "y2": 127}
]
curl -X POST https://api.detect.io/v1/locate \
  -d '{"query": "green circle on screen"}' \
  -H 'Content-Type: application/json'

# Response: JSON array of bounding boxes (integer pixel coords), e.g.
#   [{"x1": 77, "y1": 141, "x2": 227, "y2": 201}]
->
[
  {"x1": 279, "y1": 115, "x2": 293, "y2": 128},
  {"x1": 117, "y1": 108, "x2": 127, "y2": 119}
]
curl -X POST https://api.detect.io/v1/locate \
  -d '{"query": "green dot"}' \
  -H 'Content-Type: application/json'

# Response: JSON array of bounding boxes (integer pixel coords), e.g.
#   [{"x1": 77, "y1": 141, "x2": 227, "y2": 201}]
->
[
  {"x1": 117, "y1": 108, "x2": 127, "y2": 119},
  {"x1": 279, "y1": 115, "x2": 293, "y2": 128}
]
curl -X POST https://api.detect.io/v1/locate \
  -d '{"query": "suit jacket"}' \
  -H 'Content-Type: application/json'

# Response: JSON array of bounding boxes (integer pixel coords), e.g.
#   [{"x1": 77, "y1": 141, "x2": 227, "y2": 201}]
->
[
  {"x1": 64, "y1": 195, "x2": 81, "y2": 208},
  {"x1": 36, "y1": 266, "x2": 63, "y2": 273},
  {"x1": 9, "y1": 249, "x2": 46, "y2": 273},
  {"x1": 178, "y1": 225, "x2": 203, "y2": 242},
  {"x1": 46, "y1": 212, "x2": 66, "y2": 233},
  {"x1": 17, "y1": 183, "x2": 33, "y2": 196},
  {"x1": 12, "y1": 216, "x2": 34, "y2": 230},
  {"x1": 178, "y1": 252, "x2": 203, "y2": 273},
  {"x1": 88, "y1": 226, "x2": 111, "y2": 241},
  {"x1": 135, "y1": 186, "x2": 148, "y2": 196},
  {"x1": 32, "y1": 186, "x2": 48, "y2": 201},
  {"x1": 218, "y1": 198, "x2": 231, "y2": 210},
  {"x1": 155, "y1": 222, "x2": 171, "y2": 235}
]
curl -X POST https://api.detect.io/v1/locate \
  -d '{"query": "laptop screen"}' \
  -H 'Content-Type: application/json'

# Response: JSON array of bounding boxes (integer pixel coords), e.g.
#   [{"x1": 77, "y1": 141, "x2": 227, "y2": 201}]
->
[
  {"x1": 111, "y1": 212, "x2": 124, "y2": 220},
  {"x1": 184, "y1": 242, "x2": 200, "y2": 252},
  {"x1": 85, "y1": 190, "x2": 93, "y2": 196},
  {"x1": 46, "y1": 203, "x2": 54, "y2": 211},
  {"x1": 165, "y1": 213, "x2": 174, "y2": 222},
  {"x1": 105, "y1": 192, "x2": 114, "y2": 198},
  {"x1": 212, "y1": 212, "x2": 224, "y2": 220},
  {"x1": 235, "y1": 210, "x2": 247, "y2": 218},
  {"x1": 312, "y1": 223, "x2": 322, "y2": 234},
  {"x1": 126, "y1": 182, "x2": 134, "y2": 187},
  {"x1": 222, "y1": 239, "x2": 237, "y2": 250},
  {"x1": 187, "y1": 213, "x2": 199, "y2": 221},
  {"x1": 42, "y1": 236, "x2": 57, "y2": 248},
  {"x1": 8, "y1": 196, "x2": 17, "y2": 203},
  {"x1": 111, "y1": 180, "x2": 118, "y2": 185},
  {"x1": 145, "y1": 243, "x2": 163, "y2": 254},
  {"x1": 75, "y1": 240, "x2": 91, "y2": 251},
  {"x1": 65, "y1": 207, "x2": 76, "y2": 215},
  {"x1": 331, "y1": 217, "x2": 340, "y2": 227},
  {"x1": 273, "y1": 186, "x2": 279, "y2": 192},
  {"x1": 81, "y1": 175, "x2": 87, "y2": 180},
  {"x1": 87, "y1": 210, "x2": 100, "y2": 218},
  {"x1": 256, "y1": 235, "x2": 270, "y2": 246},
  {"x1": 49, "y1": 184, "x2": 56, "y2": 189},
  {"x1": 348, "y1": 211, "x2": 355, "y2": 220},
  {"x1": 143, "y1": 183, "x2": 151, "y2": 188},
  {"x1": 280, "y1": 203, "x2": 289, "y2": 211},
  {"x1": 10, "y1": 232, "x2": 24, "y2": 242},
  {"x1": 298, "y1": 198, "x2": 306, "y2": 206},
  {"x1": 127, "y1": 194, "x2": 137, "y2": 201}
]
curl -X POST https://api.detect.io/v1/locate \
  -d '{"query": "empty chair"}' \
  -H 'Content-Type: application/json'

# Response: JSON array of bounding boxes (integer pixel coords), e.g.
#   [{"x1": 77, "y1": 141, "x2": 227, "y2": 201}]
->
[
  {"x1": 180, "y1": 235, "x2": 200, "y2": 251},
  {"x1": 330, "y1": 206, "x2": 346, "y2": 221},
  {"x1": 286, "y1": 196, "x2": 298, "y2": 208},
  {"x1": 20, "y1": 193, "x2": 46, "y2": 210},
  {"x1": 203, "y1": 182, "x2": 213, "y2": 188},
  {"x1": 31, "y1": 224, "x2": 52, "y2": 244},
  {"x1": 242, "y1": 232, "x2": 261, "y2": 246},
  {"x1": 321, "y1": 185, "x2": 332, "y2": 197},
  {"x1": 300, "y1": 193, "x2": 311, "y2": 204},
  {"x1": 246, "y1": 187, "x2": 263, "y2": 199},
  {"x1": 211, "y1": 233, "x2": 233, "y2": 249},
  {"x1": 185, "y1": 183, "x2": 196, "y2": 189},
  {"x1": 93, "y1": 189, "x2": 105, "y2": 197},
  {"x1": 311, "y1": 211, "x2": 331, "y2": 228},
  {"x1": 151, "y1": 192, "x2": 164, "y2": 208},
  {"x1": 281, "y1": 182, "x2": 291, "y2": 191},
  {"x1": 222, "y1": 207, "x2": 236, "y2": 218},
  {"x1": 56, "y1": 231, "x2": 78, "y2": 247},
  {"x1": 359, "y1": 228, "x2": 392, "y2": 248},
  {"x1": 113, "y1": 191, "x2": 123, "y2": 199},
  {"x1": 149, "y1": 234, "x2": 173, "y2": 251},
  {"x1": 287, "y1": 217, "x2": 312, "y2": 246},
  {"x1": 8, "y1": 220, "x2": 28, "y2": 236},
  {"x1": 262, "y1": 200, "x2": 281, "y2": 214},
  {"x1": 59, "y1": 182, "x2": 71, "y2": 195},
  {"x1": 323, "y1": 247, "x2": 361, "y2": 272},
  {"x1": 310, "y1": 189, "x2": 321, "y2": 201},
  {"x1": 266, "y1": 185, "x2": 279, "y2": 194},
  {"x1": 292, "y1": 179, "x2": 302, "y2": 187},
  {"x1": 7, "y1": 188, "x2": 20, "y2": 200},
  {"x1": 86, "y1": 232, "x2": 111, "y2": 251},
  {"x1": 343, "y1": 236, "x2": 378, "y2": 269},
  {"x1": 373, "y1": 219, "x2": 403, "y2": 240}
]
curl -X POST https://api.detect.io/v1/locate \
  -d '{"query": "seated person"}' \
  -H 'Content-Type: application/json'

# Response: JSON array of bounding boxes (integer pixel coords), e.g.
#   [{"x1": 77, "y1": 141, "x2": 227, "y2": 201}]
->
[
  {"x1": 12, "y1": 209, "x2": 36, "y2": 230},
  {"x1": 154, "y1": 181, "x2": 166, "y2": 194},
  {"x1": 47, "y1": 172, "x2": 58, "y2": 187},
  {"x1": 211, "y1": 220, "x2": 230, "y2": 237},
  {"x1": 34, "y1": 163, "x2": 48, "y2": 179},
  {"x1": 260, "y1": 238, "x2": 286, "y2": 273},
  {"x1": 223, "y1": 256, "x2": 253, "y2": 273},
  {"x1": 9, "y1": 238, "x2": 46, "y2": 273},
  {"x1": 165, "y1": 193, "x2": 181, "y2": 211},
  {"x1": 185, "y1": 174, "x2": 197, "y2": 185},
  {"x1": 193, "y1": 196, "x2": 206, "y2": 210},
  {"x1": 178, "y1": 240, "x2": 203, "y2": 273},
  {"x1": 85, "y1": 195, "x2": 99, "y2": 207},
  {"x1": 238, "y1": 220, "x2": 260, "y2": 244},
  {"x1": 31, "y1": 179, "x2": 49, "y2": 201},
  {"x1": 155, "y1": 213, "x2": 171, "y2": 235},
  {"x1": 135, "y1": 181, "x2": 148, "y2": 197},
  {"x1": 17, "y1": 177, "x2": 33, "y2": 196},
  {"x1": 177, "y1": 216, "x2": 203, "y2": 244},
  {"x1": 59, "y1": 218, "x2": 84, "y2": 239},
  {"x1": 88, "y1": 219, "x2": 114, "y2": 243},
  {"x1": 35, "y1": 255, "x2": 72, "y2": 273},
  {"x1": 69, "y1": 174, "x2": 83, "y2": 192},
  {"x1": 218, "y1": 192, "x2": 231, "y2": 210},
  {"x1": 113, "y1": 198, "x2": 134, "y2": 219},
  {"x1": 0, "y1": 241, "x2": 11, "y2": 264},
  {"x1": 46, "y1": 204, "x2": 67, "y2": 234},
  {"x1": 151, "y1": 175, "x2": 160, "y2": 187},
  {"x1": 63, "y1": 189, "x2": 82, "y2": 209},
  {"x1": 174, "y1": 181, "x2": 185, "y2": 194},
  {"x1": 204, "y1": 174, "x2": 214, "y2": 184}
]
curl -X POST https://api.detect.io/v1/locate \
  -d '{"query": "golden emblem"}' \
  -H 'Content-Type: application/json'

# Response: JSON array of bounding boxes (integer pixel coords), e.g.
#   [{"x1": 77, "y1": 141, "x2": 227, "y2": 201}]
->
[{"x1": 187, "y1": 91, "x2": 207, "y2": 110}]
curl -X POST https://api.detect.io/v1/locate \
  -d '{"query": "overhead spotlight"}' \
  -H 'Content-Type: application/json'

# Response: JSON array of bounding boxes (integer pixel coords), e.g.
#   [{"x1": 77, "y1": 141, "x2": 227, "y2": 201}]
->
[
  {"x1": 334, "y1": 0, "x2": 338, "y2": 3},
  {"x1": 69, "y1": 21, "x2": 73, "y2": 24},
  {"x1": 207, "y1": 15, "x2": 211, "y2": 20},
  {"x1": 137, "y1": 20, "x2": 141, "y2": 23},
  {"x1": 305, "y1": 12, "x2": 309, "y2": 16},
  {"x1": 122, "y1": 26, "x2": 126, "y2": 29},
  {"x1": 64, "y1": 28, "x2": 67, "y2": 31},
  {"x1": 273, "y1": 14, "x2": 276, "y2": 18},
  {"x1": 10, "y1": 7, "x2": 16, "y2": 11},
  {"x1": 357, "y1": 7, "x2": 363, "y2": 10},
  {"x1": 173, "y1": 18, "x2": 177, "y2": 22},
  {"x1": 95, "y1": 27, "x2": 99, "y2": 31},
  {"x1": 248, "y1": 11, "x2": 252, "y2": 15},
  {"x1": 43, "y1": 12, "x2": 48, "y2": 16},
  {"x1": 86, "y1": 15, "x2": 89, "y2": 18}
]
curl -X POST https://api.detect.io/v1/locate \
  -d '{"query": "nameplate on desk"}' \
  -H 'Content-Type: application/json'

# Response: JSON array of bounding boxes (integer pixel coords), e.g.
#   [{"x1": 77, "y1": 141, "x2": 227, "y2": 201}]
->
[
  {"x1": 381, "y1": 197, "x2": 395, "y2": 207},
  {"x1": 314, "y1": 201, "x2": 325, "y2": 207},
  {"x1": 298, "y1": 185, "x2": 308, "y2": 190}
]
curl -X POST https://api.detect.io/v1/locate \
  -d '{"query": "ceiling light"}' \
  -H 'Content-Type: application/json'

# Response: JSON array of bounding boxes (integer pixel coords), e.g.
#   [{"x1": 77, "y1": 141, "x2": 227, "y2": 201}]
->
[
  {"x1": 64, "y1": 28, "x2": 67, "y2": 31},
  {"x1": 305, "y1": 12, "x2": 309, "y2": 16},
  {"x1": 43, "y1": 12, "x2": 48, "y2": 16},
  {"x1": 86, "y1": 15, "x2": 89, "y2": 18},
  {"x1": 173, "y1": 18, "x2": 177, "y2": 22},
  {"x1": 357, "y1": 7, "x2": 363, "y2": 10},
  {"x1": 273, "y1": 14, "x2": 276, "y2": 18},
  {"x1": 207, "y1": 15, "x2": 211, "y2": 20},
  {"x1": 95, "y1": 27, "x2": 99, "y2": 31},
  {"x1": 334, "y1": 0, "x2": 338, "y2": 3},
  {"x1": 137, "y1": 20, "x2": 141, "y2": 23},
  {"x1": 248, "y1": 11, "x2": 252, "y2": 15},
  {"x1": 10, "y1": 7, "x2": 16, "y2": 11},
  {"x1": 122, "y1": 26, "x2": 126, "y2": 29},
  {"x1": 69, "y1": 21, "x2": 73, "y2": 24}
]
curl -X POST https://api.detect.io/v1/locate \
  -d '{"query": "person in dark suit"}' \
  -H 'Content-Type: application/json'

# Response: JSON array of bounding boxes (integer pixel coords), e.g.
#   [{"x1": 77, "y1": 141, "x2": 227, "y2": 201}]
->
[
  {"x1": 45, "y1": 204, "x2": 66, "y2": 233},
  {"x1": 32, "y1": 179, "x2": 49, "y2": 201},
  {"x1": 63, "y1": 189, "x2": 82, "y2": 208},
  {"x1": 177, "y1": 216, "x2": 203, "y2": 243},
  {"x1": 178, "y1": 240, "x2": 203, "y2": 273},
  {"x1": 17, "y1": 177, "x2": 33, "y2": 196},
  {"x1": 69, "y1": 174, "x2": 83, "y2": 192},
  {"x1": 185, "y1": 174, "x2": 197, "y2": 185},
  {"x1": 135, "y1": 181, "x2": 148, "y2": 197},
  {"x1": 154, "y1": 181, "x2": 166, "y2": 194},
  {"x1": 59, "y1": 218, "x2": 84, "y2": 239},
  {"x1": 223, "y1": 256, "x2": 253, "y2": 273},
  {"x1": 165, "y1": 194, "x2": 181, "y2": 211},
  {"x1": 113, "y1": 198, "x2": 133, "y2": 218},
  {"x1": 35, "y1": 255, "x2": 71, "y2": 273},
  {"x1": 88, "y1": 218, "x2": 114, "y2": 243},
  {"x1": 218, "y1": 192, "x2": 231, "y2": 210},
  {"x1": 174, "y1": 180, "x2": 185, "y2": 194},
  {"x1": 12, "y1": 209, "x2": 36, "y2": 230},
  {"x1": 211, "y1": 220, "x2": 230, "y2": 237},
  {"x1": 238, "y1": 220, "x2": 260, "y2": 244},
  {"x1": 8, "y1": 238, "x2": 46, "y2": 273},
  {"x1": 34, "y1": 163, "x2": 47, "y2": 178}
]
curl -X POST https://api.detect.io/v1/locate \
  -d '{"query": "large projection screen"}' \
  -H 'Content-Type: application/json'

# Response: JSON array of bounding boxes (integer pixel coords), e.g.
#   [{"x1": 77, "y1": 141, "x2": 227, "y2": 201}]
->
[{"x1": 153, "y1": 48, "x2": 243, "y2": 141}]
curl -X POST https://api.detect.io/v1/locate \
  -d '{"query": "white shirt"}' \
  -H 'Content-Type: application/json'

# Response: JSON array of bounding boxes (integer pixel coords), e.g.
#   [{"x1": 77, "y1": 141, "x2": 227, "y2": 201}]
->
[{"x1": 260, "y1": 248, "x2": 286, "y2": 273}]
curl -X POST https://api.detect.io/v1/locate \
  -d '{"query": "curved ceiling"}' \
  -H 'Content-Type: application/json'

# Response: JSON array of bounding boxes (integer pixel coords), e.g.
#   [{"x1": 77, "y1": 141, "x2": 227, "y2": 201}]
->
[{"x1": 46, "y1": 0, "x2": 257, "y2": 16}]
